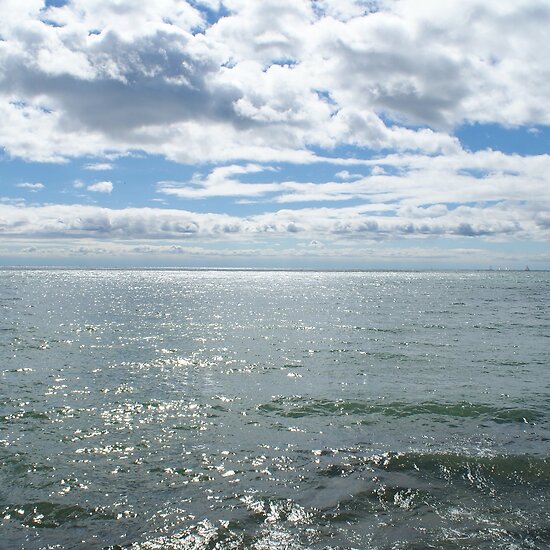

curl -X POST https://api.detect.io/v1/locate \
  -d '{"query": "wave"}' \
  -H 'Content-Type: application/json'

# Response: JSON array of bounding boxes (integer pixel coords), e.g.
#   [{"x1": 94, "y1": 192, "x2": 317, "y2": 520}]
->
[
  {"x1": 1, "y1": 501, "x2": 117, "y2": 528},
  {"x1": 318, "y1": 449, "x2": 550, "y2": 488},
  {"x1": 258, "y1": 397, "x2": 543, "y2": 424}
]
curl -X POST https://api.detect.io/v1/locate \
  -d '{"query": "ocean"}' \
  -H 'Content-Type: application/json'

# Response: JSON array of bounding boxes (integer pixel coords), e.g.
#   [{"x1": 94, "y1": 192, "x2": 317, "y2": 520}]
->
[{"x1": 0, "y1": 269, "x2": 548, "y2": 549}]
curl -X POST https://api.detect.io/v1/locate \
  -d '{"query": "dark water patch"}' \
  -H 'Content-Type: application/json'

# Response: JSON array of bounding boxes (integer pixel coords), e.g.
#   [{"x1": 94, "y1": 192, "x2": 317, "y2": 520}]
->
[
  {"x1": 170, "y1": 424, "x2": 201, "y2": 431},
  {"x1": 366, "y1": 326, "x2": 400, "y2": 333},
  {"x1": 0, "y1": 452, "x2": 56, "y2": 479},
  {"x1": 2, "y1": 501, "x2": 118, "y2": 528},
  {"x1": 0, "y1": 410, "x2": 49, "y2": 423},
  {"x1": 319, "y1": 450, "x2": 550, "y2": 488},
  {"x1": 257, "y1": 397, "x2": 542, "y2": 424},
  {"x1": 366, "y1": 350, "x2": 412, "y2": 361},
  {"x1": 325, "y1": 485, "x2": 428, "y2": 520},
  {"x1": 315, "y1": 452, "x2": 550, "y2": 548},
  {"x1": 472, "y1": 324, "x2": 502, "y2": 331},
  {"x1": 0, "y1": 452, "x2": 56, "y2": 473},
  {"x1": 380, "y1": 451, "x2": 550, "y2": 485}
]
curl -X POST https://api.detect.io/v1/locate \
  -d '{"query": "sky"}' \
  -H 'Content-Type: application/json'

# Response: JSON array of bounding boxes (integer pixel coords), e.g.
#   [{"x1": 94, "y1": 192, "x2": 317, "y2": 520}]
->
[{"x1": 1, "y1": 0, "x2": 549, "y2": 269}]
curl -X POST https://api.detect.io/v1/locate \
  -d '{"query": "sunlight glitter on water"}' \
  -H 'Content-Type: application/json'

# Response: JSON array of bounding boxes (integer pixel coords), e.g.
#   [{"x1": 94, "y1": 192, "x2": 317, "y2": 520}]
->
[{"x1": 0, "y1": 269, "x2": 548, "y2": 548}]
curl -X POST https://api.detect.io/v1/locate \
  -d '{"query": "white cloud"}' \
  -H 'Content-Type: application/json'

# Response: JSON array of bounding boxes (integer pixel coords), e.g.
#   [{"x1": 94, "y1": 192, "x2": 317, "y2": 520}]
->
[
  {"x1": 157, "y1": 164, "x2": 278, "y2": 199},
  {"x1": 87, "y1": 181, "x2": 113, "y2": 193},
  {"x1": 335, "y1": 171, "x2": 362, "y2": 180},
  {"x1": 0, "y1": 198, "x2": 547, "y2": 243},
  {"x1": 84, "y1": 162, "x2": 113, "y2": 171},
  {"x1": 156, "y1": 150, "x2": 550, "y2": 209},
  {"x1": 0, "y1": 196, "x2": 26, "y2": 206},
  {"x1": 0, "y1": 1, "x2": 548, "y2": 163},
  {"x1": 16, "y1": 182, "x2": 44, "y2": 191}
]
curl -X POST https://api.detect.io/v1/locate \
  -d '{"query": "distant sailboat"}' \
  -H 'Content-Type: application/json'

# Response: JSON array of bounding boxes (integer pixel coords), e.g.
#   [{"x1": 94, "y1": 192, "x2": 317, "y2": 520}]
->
[{"x1": 525, "y1": 265, "x2": 530, "y2": 271}]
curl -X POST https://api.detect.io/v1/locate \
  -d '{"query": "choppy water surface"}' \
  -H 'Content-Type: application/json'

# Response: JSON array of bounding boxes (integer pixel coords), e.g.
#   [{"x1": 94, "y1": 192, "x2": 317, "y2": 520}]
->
[{"x1": 0, "y1": 269, "x2": 548, "y2": 549}]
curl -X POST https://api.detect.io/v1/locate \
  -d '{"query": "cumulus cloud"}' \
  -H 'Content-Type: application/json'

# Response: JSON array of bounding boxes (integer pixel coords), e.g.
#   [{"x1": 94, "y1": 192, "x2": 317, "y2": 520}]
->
[
  {"x1": 335, "y1": 171, "x2": 363, "y2": 180},
  {"x1": 0, "y1": 198, "x2": 547, "y2": 242},
  {"x1": 87, "y1": 181, "x2": 113, "y2": 193},
  {"x1": 84, "y1": 162, "x2": 113, "y2": 171},
  {"x1": 16, "y1": 182, "x2": 44, "y2": 191},
  {"x1": 158, "y1": 164, "x2": 278, "y2": 199},
  {"x1": 0, "y1": 0, "x2": 549, "y2": 162}
]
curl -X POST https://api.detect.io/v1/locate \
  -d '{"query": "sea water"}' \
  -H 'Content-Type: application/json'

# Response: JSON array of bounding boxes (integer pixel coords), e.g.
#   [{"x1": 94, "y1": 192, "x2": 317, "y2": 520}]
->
[{"x1": 0, "y1": 269, "x2": 548, "y2": 549}]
